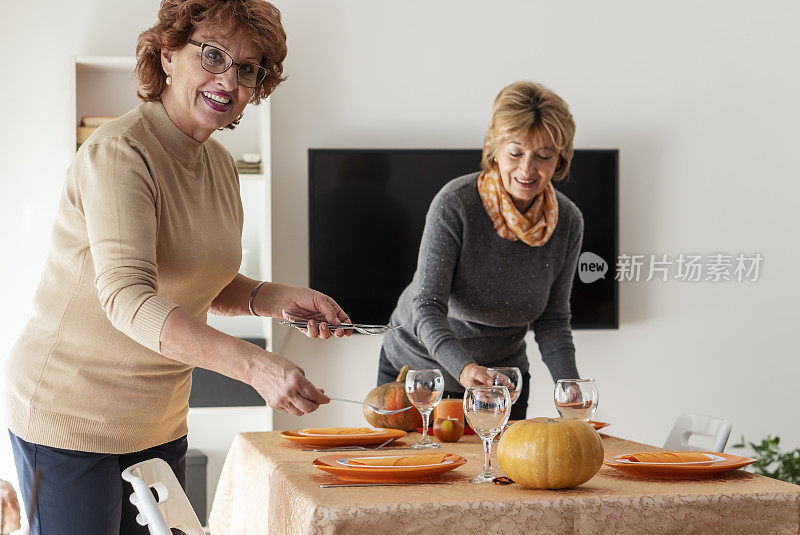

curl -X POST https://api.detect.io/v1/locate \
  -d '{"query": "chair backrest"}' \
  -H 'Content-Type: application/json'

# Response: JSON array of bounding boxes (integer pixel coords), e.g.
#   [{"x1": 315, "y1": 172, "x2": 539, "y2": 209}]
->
[
  {"x1": 121, "y1": 458, "x2": 205, "y2": 535},
  {"x1": 664, "y1": 414, "x2": 732, "y2": 453}
]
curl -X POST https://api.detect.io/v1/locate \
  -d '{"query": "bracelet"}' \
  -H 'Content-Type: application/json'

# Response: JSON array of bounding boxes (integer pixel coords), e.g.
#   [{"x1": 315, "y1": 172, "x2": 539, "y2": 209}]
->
[{"x1": 248, "y1": 281, "x2": 267, "y2": 317}]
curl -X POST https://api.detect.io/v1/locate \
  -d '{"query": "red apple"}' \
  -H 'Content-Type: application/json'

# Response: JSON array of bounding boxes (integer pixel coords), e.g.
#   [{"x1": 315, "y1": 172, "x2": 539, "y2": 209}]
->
[{"x1": 433, "y1": 417, "x2": 464, "y2": 442}]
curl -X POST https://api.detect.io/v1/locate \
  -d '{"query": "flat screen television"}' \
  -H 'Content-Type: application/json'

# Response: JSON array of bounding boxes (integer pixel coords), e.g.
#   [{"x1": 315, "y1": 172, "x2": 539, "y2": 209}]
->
[{"x1": 309, "y1": 149, "x2": 618, "y2": 329}]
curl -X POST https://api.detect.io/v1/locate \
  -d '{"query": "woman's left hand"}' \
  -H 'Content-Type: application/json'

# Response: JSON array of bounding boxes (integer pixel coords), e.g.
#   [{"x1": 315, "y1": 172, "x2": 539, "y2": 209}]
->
[
  {"x1": 459, "y1": 363, "x2": 496, "y2": 388},
  {"x1": 257, "y1": 283, "x2": 351, "y2": 339}
]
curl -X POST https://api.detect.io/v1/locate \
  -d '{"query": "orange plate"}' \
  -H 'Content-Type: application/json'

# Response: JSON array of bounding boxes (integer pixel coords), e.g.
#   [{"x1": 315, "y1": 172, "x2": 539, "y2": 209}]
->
[
  {"x1": 313, "y1": 453, "x2": 467, "y2": 482},
  {"x1": 281, "y1": 428, "x2": 406, "y2": 448},
  {"x1": 590, "y1": 420, "x2": 611, "y2": 431},
  {"x1": 603, "y1": 451, "x2": 755, "y2": 479}
]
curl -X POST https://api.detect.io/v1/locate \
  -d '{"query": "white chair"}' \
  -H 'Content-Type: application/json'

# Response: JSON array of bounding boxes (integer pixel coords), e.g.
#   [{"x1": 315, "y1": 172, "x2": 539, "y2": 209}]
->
[
  {"x1": 121, "y1": 458, "x2": 205, "y2": 535},
  {"x1": 664, "y1": 414, "x2": 732, "y2": 453}
]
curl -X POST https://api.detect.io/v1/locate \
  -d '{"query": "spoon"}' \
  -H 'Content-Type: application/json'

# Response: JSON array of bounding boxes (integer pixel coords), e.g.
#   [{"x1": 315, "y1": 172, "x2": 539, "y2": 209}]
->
[{"x1": 329, "y1": 397, "x2": 415, "y2": 415}]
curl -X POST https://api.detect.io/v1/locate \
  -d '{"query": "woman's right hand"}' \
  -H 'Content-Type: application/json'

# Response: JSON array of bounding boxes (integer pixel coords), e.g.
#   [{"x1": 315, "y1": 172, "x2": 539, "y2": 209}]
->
[
  {"x1": 459, "y1": 363, "x2": 496, "y2": 388},
  {"x1": 249, "y1": 351, "x2": 330, "y2": 416},
  {"x1": 0, "y1": 479, "x2": 21, "y2": 534}
]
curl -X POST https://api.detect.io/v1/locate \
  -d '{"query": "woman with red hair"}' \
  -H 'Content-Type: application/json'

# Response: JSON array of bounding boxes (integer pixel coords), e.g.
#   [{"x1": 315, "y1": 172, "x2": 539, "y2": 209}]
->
[{"x1": 4, "y1": 1, "x2": 347, "y2": 532}]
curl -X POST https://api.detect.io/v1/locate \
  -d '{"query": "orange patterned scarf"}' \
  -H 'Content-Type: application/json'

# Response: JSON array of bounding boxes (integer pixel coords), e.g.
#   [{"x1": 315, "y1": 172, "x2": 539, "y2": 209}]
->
[{"x1": 477, "y1": 168, "x2": 558, "y2": 246}]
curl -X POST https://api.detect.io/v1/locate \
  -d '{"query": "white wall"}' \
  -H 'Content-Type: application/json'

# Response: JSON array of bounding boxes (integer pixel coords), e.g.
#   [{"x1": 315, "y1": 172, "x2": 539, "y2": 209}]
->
[
  {"x1": 0, "y1": 0, "x2": 798, "y2": 510},
  {"x1": 267, "y1": 0, "x2": 800, "y2": 452}
]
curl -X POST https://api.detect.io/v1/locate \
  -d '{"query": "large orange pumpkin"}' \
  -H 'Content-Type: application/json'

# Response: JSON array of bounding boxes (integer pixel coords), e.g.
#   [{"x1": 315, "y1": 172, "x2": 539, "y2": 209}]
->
[
  {"x1": 497, "y1": 417, "x2": 604, "y2": 489},
  {"x1": 362, "y1": 365, "x2": 423, "y2": 431}
]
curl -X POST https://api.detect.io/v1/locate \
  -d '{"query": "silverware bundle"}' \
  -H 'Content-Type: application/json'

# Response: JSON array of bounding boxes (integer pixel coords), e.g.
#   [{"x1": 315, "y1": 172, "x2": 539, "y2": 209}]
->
[{"x1": 279, "y1": 320, "x2": 400, "y2": 335}]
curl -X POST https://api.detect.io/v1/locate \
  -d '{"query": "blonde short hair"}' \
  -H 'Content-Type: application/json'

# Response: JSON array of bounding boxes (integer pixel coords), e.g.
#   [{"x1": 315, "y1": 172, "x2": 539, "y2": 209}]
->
[{"x1": 481, "y1": 81, "x2": 576, "y2": 181}]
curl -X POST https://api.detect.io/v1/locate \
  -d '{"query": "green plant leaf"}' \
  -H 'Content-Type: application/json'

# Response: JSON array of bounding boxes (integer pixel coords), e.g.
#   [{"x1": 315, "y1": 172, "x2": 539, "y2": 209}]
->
[{"x1": 737, "y1": 435, "x2": 800, "y2": 485}]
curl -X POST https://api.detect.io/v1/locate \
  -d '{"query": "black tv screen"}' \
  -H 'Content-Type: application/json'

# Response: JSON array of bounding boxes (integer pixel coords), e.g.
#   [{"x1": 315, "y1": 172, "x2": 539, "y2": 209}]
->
[{"x1": 309, "y1": 149, "x2": 618, "y2": 329}]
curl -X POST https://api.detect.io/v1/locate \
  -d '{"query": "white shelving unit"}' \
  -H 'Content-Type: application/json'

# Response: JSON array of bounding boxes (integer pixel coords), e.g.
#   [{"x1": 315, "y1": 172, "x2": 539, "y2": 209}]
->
[
  {"x1": 73, "y1": 56, "x2": 273, "y2": 351},
  {"x1": 73, "y1": 57, "x2": 275, "y2": 517}
]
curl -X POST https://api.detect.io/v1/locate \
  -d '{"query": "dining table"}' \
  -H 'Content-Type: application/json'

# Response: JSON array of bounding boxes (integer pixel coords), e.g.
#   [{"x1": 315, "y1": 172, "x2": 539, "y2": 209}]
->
[{"x1": 208, "y1": 430, "x2": 800, "y2": 534}]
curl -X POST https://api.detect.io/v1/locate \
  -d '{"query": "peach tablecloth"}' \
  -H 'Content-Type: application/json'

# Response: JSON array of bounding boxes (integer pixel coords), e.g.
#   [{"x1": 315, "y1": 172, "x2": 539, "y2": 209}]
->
[{"x1": 208, "y1": 431, "x2": 800, "y2": 535}]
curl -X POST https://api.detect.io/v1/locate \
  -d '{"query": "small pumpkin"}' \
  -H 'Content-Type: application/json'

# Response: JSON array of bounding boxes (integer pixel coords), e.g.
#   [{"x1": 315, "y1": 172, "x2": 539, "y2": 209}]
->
[
  {"x1": 497, "y1": 417, "x2": 604, "y2": 489},
  {"x1": 363, "y1": 365, "x2": 423, "y2": 431}
]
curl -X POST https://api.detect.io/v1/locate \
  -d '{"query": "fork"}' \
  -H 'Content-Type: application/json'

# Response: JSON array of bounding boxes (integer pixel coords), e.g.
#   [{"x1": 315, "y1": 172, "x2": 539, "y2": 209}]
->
[
  {"x1": 313, "y1": 438, "x2": 395, "y2": 452},
  {"x1": 278, "y1": 321, "x2": 401, "y2": 336},
  {"x1": 329, "y1": 397, "x2": 414, "y2": 415}
]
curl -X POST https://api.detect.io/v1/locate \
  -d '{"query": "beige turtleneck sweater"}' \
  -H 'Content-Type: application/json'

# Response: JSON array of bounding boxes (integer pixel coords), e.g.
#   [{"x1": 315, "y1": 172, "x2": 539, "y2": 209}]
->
[{"x1": 4, "y1": 101, "x2": 243, "y2": 454}]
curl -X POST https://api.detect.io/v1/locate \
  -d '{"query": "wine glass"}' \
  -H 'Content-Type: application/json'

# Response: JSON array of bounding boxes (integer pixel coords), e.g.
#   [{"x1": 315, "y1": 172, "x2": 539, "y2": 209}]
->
[
  {"x1": 405, "y1": 369, "x2": 445, "y2": 449},
  {"x1": 486, "y1": 367, "x2": 522, "y2": 441},
  {"x1": 463, "y1": 385, "x2": 511, "y2": 483},
  {"x1": 554, "y1": 379, "x2": 598, "y2": 421},
  {"x1": 486, "y1": 367, "x2": 523, "y2": 406}
]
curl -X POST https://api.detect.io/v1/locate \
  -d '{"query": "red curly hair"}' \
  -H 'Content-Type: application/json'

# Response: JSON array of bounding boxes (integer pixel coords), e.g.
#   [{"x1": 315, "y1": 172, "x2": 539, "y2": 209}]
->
[{"x1": 135, "y1": 0, "x2": 287, "y2": 129}]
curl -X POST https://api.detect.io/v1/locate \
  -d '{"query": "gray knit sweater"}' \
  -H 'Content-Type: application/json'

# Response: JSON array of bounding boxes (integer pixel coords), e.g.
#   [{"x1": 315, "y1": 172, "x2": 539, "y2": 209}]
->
[{"x1": 381, "y1": 172, "x2": 583, "y2": 392}]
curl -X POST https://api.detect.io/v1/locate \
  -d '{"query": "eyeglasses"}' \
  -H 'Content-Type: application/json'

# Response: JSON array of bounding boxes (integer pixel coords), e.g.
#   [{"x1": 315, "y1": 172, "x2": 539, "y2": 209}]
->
[{"x1": 187, "y1": 39, "x2": 267, "y2": 88}]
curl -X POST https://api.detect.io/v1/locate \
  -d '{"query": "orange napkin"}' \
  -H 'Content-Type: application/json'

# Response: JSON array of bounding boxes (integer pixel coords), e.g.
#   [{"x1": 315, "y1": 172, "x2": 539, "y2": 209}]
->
[
  {"x1": 348, "y1": 453, "x2": 451, "y2": 467},
  {"x1": 619, "y1": 452, "x2": 712, "y2": 463},
  {"x1": 301, "y1": 427, "x2": 375, "y2": 435}
]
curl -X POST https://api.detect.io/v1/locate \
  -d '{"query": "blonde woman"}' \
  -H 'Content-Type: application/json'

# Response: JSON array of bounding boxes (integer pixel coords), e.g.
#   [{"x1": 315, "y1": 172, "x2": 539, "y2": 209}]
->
[{"x1": 379, "y1": 81, "x2": 583, "y2": 420}]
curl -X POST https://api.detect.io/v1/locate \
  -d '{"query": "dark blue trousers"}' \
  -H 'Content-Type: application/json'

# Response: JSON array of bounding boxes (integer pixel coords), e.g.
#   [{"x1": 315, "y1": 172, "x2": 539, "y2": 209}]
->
[{"x1": 9, "y1": 431, "x2": 187, "y2": 535}]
